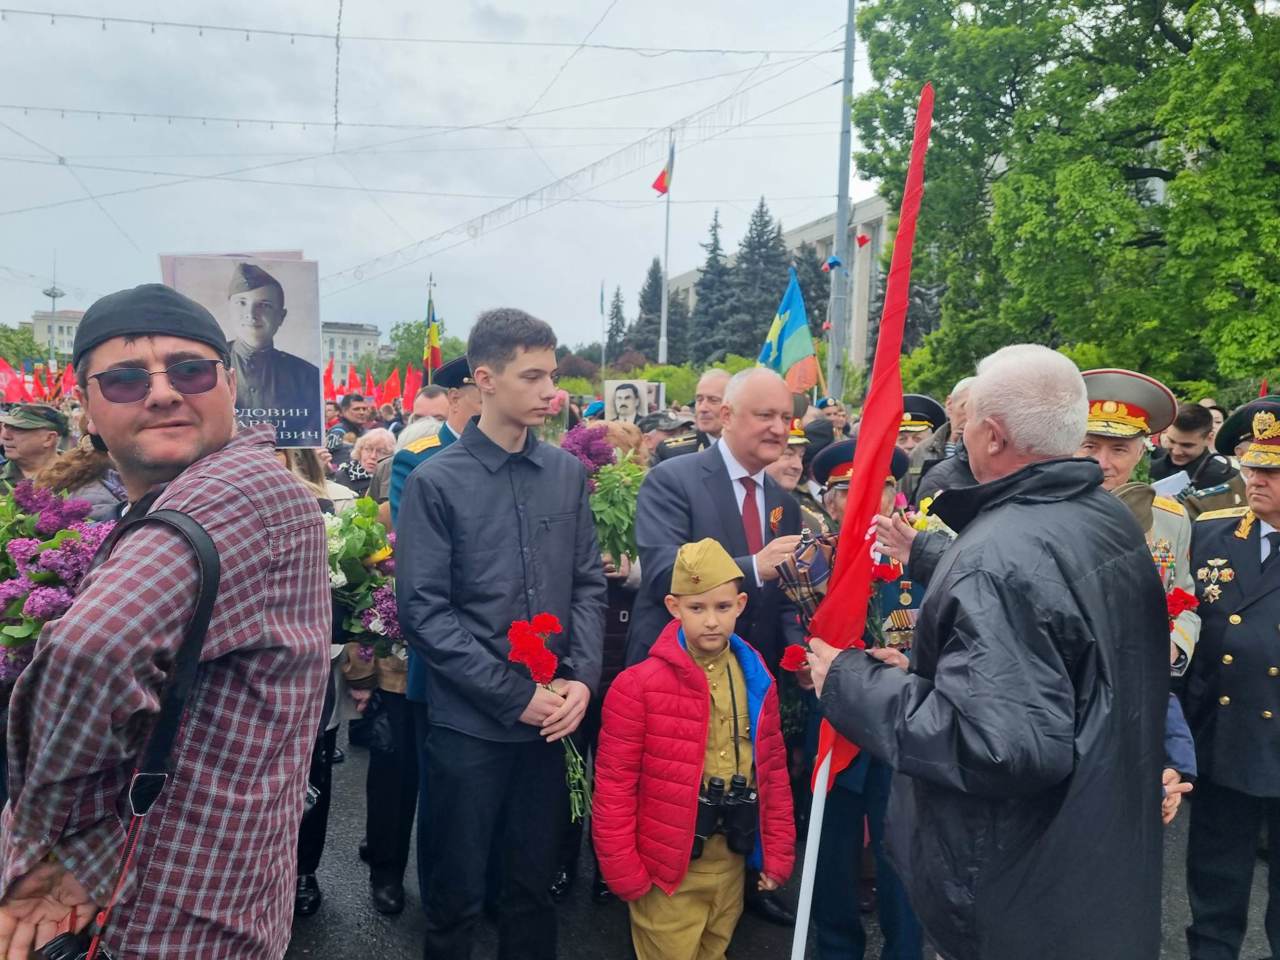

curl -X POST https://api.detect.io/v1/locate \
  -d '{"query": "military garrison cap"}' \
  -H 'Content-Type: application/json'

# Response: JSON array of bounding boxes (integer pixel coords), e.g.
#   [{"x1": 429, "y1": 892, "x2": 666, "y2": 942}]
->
[
  {"x1": 228, "y1": 262, "x2": 283, "y2": 298},
  {"x1": 670, "y1": 539, "x2": 743, "y2": 596}
]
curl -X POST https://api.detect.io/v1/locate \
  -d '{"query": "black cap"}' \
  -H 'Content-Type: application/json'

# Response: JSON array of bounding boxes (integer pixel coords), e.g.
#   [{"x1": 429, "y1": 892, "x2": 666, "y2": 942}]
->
[
  {"x1": 1217, "y1": 396, "x2": 1280, "y2": 456},
  {"x1": 73, "y1": 284, "x2": 229, "y2": 368},
  {"x1": 812, "y1": 437, "x2": 909, "y2": 488},
  {"x1": 801, "y1": 418, "x2": 835, "y2": 471},
  {"x1": 901, "y1": 394, "x2": 945, "y2": 433},
  {"x1": 433, "y1": 356, "x2": 474, "y2": 390}
]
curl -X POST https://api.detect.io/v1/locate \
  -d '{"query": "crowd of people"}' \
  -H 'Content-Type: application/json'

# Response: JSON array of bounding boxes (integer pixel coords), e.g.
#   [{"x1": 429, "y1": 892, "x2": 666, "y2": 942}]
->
[{"x1": 0, "y1": 284, "x2": 1273, "y2": 960}]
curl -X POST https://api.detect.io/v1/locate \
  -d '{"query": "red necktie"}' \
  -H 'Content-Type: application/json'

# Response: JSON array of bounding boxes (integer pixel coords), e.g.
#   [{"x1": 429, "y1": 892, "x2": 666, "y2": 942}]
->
[{"x1": 739, "y1": 477, "x2": 763, "y2": 555}]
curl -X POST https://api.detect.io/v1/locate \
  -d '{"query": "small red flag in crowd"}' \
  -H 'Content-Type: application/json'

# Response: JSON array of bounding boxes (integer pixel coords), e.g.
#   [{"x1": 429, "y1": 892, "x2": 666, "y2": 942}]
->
[
  {"x1": 380, "y1": 369, "x2": 402, "y2": 408},
  {"x1": 323, "y1": 359, "x2": 337, "y2": 402},
  {"x1": 402, "y1": 364, "x2": 423, "y2": 408},
  {"x1": 345, "y1": 364, "x2": 361, "y2": 396}
]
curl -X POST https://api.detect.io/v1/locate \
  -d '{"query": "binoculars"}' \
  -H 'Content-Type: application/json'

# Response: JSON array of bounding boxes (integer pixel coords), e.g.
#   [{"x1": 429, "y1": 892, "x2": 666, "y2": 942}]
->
[{"x1": 691, "y1": 773, "x2": 759, "y2": 859}]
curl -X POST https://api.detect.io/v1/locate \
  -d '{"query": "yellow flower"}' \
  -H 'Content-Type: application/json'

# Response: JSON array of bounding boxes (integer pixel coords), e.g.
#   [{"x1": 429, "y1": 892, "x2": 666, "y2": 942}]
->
[
  {"x1": 912, "y1": 496, "x2": 934, "y2": 531},
  {"x1": 366, "y1": 545, "x2": 392, "y2": 565}
]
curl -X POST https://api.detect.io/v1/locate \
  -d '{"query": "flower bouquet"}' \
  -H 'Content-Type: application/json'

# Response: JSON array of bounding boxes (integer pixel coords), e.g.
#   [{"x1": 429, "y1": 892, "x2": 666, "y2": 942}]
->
[
  {"x1": 324, "y1": 497, "x2": 402, "y2": 660},
  {"x1": 507, "y1": 613, "x2": 591, "y2": 822},
  {"x1": 0, "y1": 482, "x2": 113, "y2": 694},
  {"x1": 561, "y1": 422, "x2": 645, "y2": 564}
]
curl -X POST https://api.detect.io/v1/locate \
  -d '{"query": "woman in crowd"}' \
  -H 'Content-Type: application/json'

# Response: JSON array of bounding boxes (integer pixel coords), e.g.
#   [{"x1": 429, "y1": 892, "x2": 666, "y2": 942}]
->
[
  {"x1": 277, "y1": 447, "x2": 361, "y2": 918},
  {"x1": 34, "y1": 418, "x2": 126, "y2": 521},
  {"x1": 335, "y1": 428, "x2": 395, "y2": 497}
]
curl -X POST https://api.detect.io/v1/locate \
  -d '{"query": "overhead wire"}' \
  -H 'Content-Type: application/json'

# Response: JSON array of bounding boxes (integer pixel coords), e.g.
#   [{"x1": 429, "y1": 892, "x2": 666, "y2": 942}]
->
[{"x1": 0, "y1": 8, "x2": 838, "y2": 57}]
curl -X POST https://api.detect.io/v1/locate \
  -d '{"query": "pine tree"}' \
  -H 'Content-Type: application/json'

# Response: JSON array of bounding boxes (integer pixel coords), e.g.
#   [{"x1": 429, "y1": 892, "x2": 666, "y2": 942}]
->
[
  {"x1": 665, "y1": 289, "x2": 690, "y2": 366},
  {"x1": 625, "y1": 258, "x2": 664, "y2": 360},
  {"x1": 689, "y1": 210, "x2": 735, "y2": 364},
  {"x1": 719, "y1": 199, "x2": 791, "y2": 354},
  {"x1": 606, "y1": 287, "x2": 627, "y2": 362},
  {"x1": 792, "y1": 241, "x2": 830, "y2": 336}
]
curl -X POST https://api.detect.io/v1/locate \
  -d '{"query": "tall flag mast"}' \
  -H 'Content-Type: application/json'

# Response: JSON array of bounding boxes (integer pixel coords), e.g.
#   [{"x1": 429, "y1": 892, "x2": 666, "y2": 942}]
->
[{"x1": 652, "y1": 137, "x2": 675, "y2": 364}]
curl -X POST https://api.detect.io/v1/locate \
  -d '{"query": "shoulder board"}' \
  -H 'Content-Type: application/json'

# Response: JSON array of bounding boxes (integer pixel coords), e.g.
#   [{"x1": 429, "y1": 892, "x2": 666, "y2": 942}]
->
[
  {"x1": 1195, "y1": 506, "x2": 1250, "y2": 522},
  {"x1": 1152, "y1": 496, "x2": 1186, "y2": 517},
  {"x1": 405, "y1": 434, "x2": 442, "y2": 455},
  {"x1": 664, "y1": 436, "x2": 697, "y2": 448}
]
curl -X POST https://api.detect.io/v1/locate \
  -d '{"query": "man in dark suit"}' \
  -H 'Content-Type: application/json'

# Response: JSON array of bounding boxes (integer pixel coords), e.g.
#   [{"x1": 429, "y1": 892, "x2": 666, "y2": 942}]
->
[
  {"x1": 629, "y1": 367, "x2": 805, "y2": 927},
  {"x1": 1183, "y1": 400, "x2": 1280, "y2": 960},
  {"x1": 629, "y1": 367, "x2": 805, "y2": 670}
]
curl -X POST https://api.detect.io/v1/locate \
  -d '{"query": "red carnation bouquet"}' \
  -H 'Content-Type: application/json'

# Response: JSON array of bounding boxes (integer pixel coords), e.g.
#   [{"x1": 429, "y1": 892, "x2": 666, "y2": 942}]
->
[
  {"x1": 1167, "y1": 587, "x2": 1199, "y2": 632},
  {"x1": 508, "y1": 613, "x2": 591, "y2": 822},
  {"x1": 780, "y1": 644, "x2": 810, "y2": 673}
]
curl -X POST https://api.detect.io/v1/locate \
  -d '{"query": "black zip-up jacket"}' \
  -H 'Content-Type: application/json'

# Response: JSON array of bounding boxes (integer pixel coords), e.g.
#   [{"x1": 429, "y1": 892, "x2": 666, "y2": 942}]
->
[{"x1": 821, "y1": 458, "x2": 1167, "y2": 960}]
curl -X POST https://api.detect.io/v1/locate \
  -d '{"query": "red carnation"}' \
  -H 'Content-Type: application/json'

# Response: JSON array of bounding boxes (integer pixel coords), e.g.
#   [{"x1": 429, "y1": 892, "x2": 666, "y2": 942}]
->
[
  {"x1": 531, "y1": 612, "x2": 563, "y2": 635},
  {"x1": 780, "y1": 644, "x2": 809, "y2": 673},
  {"x1": 526, "y1": 647, "x2": 560, "y2": 686},
  {"x1": 872, "y1": 561, "x2": 899, "y2": 582},
  {"x1": 1167, "y1": 587, "x2": 1199, "y2": 620}
]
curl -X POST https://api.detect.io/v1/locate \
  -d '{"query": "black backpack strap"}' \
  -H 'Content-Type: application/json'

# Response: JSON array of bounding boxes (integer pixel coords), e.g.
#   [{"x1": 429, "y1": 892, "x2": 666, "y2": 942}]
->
[{"x1": 100, "y1": 508, "x2": 221, "y2": 816}]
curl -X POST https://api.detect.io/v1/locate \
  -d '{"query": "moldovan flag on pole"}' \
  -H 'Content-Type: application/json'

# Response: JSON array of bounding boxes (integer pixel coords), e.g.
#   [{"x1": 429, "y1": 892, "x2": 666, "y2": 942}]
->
[
  {"x1": 757, "y1": 267, "x2": 819, "y2": 392},
  {"x1": 345, "y1": 363, "x2": 361, "y2": 397},
  {"x1": 651, "y1": 140, "x2": 674, "y2": 195},
  {"x1": 424, "y1": 293, "x2": 443, "y2": 382}
]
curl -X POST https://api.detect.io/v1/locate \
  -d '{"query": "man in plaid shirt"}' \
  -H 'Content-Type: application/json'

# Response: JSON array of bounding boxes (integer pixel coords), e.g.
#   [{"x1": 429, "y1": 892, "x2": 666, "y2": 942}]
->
[{"x1": 0, "y1": 284, "x2": 331, "y2": 958}]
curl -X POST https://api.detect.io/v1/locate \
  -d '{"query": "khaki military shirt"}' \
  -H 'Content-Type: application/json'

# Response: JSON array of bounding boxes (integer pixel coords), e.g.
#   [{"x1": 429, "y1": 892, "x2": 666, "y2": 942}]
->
[{"x1": 689, "y1": 645, "x2": 754, "y2": 786}]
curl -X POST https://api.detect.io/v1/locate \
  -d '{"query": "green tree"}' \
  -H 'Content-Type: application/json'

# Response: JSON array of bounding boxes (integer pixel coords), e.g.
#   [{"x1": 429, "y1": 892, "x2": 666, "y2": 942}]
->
[
  {"x1": 606, "y1": 287, "x2": 627, "y2": 362},
  {"x1": 0, "y1": 325, "x2": 49, "y2": 368},
  {"x1": 665, "y1": 289, "x2": 690, "y2": 366},
  {"x1": 626, "y1": 258, "x2": 664, "y2": 360},
  {"x1": 855, "y1": 0, "x2": 1279, "y2": 398},
  {"x1": 792, "y1": 241, "x2": 831, "y2": 337},
  {"x1": 716, "y1": 199, "x2": 790, "y2": 357},
  {"x1": 689, "y1": 211, "x2": 735, "y2": 365}
]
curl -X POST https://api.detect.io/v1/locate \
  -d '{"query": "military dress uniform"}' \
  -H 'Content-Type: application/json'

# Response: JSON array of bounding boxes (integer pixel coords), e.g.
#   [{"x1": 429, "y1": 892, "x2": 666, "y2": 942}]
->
[
  {"x1": 1183, "y1": 405, "x2": 1280, "y2": 960},
  {"x1": 653, "y1": 429, "x2": 715, "y2": 463}
]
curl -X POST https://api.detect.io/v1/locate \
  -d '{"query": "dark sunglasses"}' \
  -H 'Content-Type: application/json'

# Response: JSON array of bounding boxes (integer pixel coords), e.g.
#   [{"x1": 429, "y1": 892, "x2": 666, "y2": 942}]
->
[{"x1": 90, "y1": 359, "x2": 224, "y2": 404}]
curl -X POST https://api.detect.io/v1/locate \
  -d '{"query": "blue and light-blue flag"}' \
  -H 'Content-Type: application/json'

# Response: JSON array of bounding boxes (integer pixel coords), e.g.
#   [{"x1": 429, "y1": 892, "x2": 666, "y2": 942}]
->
[{"x1": 757, "y1": 267, "x2": 819, "y2": 391}]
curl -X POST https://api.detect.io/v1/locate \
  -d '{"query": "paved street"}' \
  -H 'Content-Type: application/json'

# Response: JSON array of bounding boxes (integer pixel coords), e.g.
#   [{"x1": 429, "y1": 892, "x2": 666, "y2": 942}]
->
[{"x1": 286, "y1": 733, "x2": 1270, "y2": 959}]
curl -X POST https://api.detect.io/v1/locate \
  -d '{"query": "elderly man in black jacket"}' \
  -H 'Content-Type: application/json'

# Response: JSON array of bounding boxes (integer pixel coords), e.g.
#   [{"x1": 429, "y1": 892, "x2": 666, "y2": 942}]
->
[{"x1": 808, "y1": 344, "x2": 1168, "y2": 960}]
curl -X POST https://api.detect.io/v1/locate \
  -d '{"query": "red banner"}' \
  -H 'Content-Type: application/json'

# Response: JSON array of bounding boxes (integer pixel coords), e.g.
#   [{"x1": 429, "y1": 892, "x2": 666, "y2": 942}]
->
[
  {"x1": 402, "y1": 364, "x2": 423, "y2": 409},
  {"x1": 808, "y1": 82, "x2": 935, "y2": 789}
]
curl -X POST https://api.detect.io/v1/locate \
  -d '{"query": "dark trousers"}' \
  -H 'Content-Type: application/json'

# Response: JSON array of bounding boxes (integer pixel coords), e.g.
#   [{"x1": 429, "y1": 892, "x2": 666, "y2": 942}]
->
[
  {"x1": 422, "y1": 725, "x2": 565, "y2": 960},
  {"x1": 812, "y1": 761, "x2": 922, "y2": 960},
  {"x1": 1186, "y1": 778, "x2": 1280, "y2": 959},
  {"x1": 297, "y1": 728, "x2": 337, "y2": 875},
  {"x1": 413, "y1": 699, "x2": 432, "y2": 897},
  {"x1": 366, "y1": 690, "x2": 419, "y2": 888}
]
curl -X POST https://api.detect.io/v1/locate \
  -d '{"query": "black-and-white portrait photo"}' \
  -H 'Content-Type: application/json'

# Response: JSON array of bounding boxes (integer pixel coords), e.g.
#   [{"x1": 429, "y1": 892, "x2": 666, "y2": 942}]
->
[{"x1": 605, "y1": 379, "x2": 648, "y2": 424}]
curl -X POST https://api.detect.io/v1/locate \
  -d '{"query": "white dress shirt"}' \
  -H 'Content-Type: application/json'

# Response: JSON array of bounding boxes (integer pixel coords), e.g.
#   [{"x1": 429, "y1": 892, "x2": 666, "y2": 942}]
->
[
  {"x1": 1261, "y1": 518, "x2": 1278, "y2": 564},
  {"x1": 718, "y1": 440, "x2": 767, "y2": 587}
]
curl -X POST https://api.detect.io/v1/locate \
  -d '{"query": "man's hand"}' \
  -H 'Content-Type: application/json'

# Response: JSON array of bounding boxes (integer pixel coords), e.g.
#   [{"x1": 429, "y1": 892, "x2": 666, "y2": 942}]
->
[
  {"x1": 873, "y1": 514, "x2": 918, "y2": 565},
  {"x1": 603, "y1": 553, "x2": 632, "y2": 581},
  {"x1": 755, "y1": 535, "x2": 802, "y2": 582},
  {"x1": 543, "y1": 680, "x2": 591, "y2": 743},
  {"x1": 806, "y1": 637, "x2": 842, "y2": 698},
  {"x1": 867, "y1": 647, "x2": 910, "y2": 671},
  {"x1": 1162, "y1": 768, "x2": 1193, "y2": 825},
  {"x1": 348, "y1": 688, "x2": 373, "y2": 714},
  {"x1": 519, "y1": 685, "x2": 567, "y2": 728},
  {"x1": 757, "y1": 873, "x2": 781, "y2": 892},
  {"x1": 0, "y1": 861, "x2": 95, "y2": 960}
]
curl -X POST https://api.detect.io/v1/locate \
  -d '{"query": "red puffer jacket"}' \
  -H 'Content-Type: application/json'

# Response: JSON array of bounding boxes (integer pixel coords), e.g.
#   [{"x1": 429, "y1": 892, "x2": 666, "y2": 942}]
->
[{"x1": 592, "y1": 619, "x2": 795, "y2": 901}]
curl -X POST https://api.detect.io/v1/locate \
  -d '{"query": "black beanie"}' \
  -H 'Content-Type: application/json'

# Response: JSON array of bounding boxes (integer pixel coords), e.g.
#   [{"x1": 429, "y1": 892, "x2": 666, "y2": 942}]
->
[{"x1": 73, "y1": 283, "x2": 229, "y2": 367}]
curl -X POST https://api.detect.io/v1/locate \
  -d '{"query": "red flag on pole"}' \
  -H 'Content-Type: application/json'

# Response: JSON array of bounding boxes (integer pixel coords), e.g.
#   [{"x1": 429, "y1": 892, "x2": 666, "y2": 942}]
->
[
  {"x1": 60, "y1": 364, "x2": 76, "y2": 399},
  {"x1": 345, "y1": 364, "x2": 361, "y2": 396},
  {"x1": 30, "y1": 365, "x2": 46, "y2": 401},
  {"x1": 45, "y1": 366, "x2": 56, "y2": 400},
  {"x1": 807, "y1": 82, "x2": 935, "y2": 790},
  {"x1": 380, "y1": 368, "x2": 402, "y2": 407},
  {"x1": 364, "y1": 368, "x2": 376, "y2": 398},
  {"x1": 402, "y1": 364, "x2": 423, "y2": 409},
  {"x1": 323, "y1": 358, "x2": 337, "y2": 402}
]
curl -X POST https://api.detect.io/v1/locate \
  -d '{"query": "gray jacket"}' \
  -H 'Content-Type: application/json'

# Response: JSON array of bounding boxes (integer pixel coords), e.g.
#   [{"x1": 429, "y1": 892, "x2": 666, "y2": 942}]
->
[{"x1": 396, "y1": 421, "x2": 607, "y2": 742}]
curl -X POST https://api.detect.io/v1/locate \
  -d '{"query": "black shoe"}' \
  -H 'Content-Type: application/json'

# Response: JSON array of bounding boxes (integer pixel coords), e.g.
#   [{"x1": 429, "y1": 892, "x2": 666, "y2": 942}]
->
[
  {"x1": 549, "y1": 868, "x2": 575, "y2": 904},
  {"x1": 358, "y1": 838, "x2": 370, "y2": 862},
  {"x1": 294, "y1": 874, "x2": 322, "y2": 917},
  {"x1": 745, "y1": 889, "x2": 796, "y2": 927},
  {"x1": 330, "y1": 746, "x2": 345, "y2": 765},
  {"x1": 591, "y1": 875, "x2": 613, "y2": 903},
  {"x1": 371, "y1": 881, "x2": 405, "y2": 915}
]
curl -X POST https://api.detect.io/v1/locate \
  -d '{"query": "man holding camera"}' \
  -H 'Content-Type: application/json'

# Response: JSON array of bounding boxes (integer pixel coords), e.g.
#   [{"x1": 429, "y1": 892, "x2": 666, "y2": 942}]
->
[{"x1": 0, "y1": 284, "x2": 331, "y2": 959}]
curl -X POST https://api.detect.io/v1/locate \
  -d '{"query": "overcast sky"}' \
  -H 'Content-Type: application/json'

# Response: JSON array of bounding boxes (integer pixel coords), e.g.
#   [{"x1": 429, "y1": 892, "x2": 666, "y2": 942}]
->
[{"x1": 0, "y1": 1, "x2": 877, "y2": 351}]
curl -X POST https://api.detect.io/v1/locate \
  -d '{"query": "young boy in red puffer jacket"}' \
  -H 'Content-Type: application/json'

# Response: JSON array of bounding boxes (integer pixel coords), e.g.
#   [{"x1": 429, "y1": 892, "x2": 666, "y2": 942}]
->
[{"x1": 593, "y1": 538, "x2": 795, "y2": 960}]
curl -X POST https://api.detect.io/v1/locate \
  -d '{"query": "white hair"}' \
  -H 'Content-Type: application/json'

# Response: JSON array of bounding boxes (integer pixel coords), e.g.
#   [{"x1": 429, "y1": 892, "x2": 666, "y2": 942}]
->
[
  {"x1": 394, "y1": 416, "x2": 442, "y2": 452},
  {"x1": 724, "y1": 367, "x2": 787, "y2": 406},
  {"x1": 968, "y1": 345, "x2": 1087, "y2": 457},
  {"x1": 950, "y1": 375, "x2": 976, "y2": 397},
  {"x1": 352, "y1": 427, "x2": 396, "y2": 460}
]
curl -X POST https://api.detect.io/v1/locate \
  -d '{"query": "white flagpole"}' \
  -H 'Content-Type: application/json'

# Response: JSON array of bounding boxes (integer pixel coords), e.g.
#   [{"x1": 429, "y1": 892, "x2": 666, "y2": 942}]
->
[
  {"x1": 657, "y1": 136, "x2": 674, "y2": 364},
  {"x1": 789, "y1": 752, "x2": 832, "y2": 959}
]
